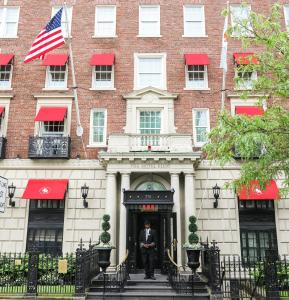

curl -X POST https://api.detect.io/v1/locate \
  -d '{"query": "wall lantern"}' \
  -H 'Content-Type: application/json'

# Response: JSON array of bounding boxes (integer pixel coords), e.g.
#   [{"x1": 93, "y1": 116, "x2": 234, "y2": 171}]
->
[
  {"x1": 212, "y1": 183, "x2": 221, "y2": 208},
  {"x1": 8, "y1": 183, "x2": 16, "y2": 207},
  {"x1": 81, "y1": 184, "x2": 89, "y2": 208}
]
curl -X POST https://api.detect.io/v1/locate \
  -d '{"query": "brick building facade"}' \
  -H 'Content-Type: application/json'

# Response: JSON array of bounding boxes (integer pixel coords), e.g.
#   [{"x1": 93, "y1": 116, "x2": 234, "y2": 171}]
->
[{"x1": 0, "y1": 0, "x2": 288, "y2": 268}]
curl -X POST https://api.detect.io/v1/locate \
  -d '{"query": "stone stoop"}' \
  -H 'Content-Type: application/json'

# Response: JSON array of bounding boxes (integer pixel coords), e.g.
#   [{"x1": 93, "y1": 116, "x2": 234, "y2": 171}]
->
[{"x1": 86, "y1": 272, "x2": 210, "y2": 300}]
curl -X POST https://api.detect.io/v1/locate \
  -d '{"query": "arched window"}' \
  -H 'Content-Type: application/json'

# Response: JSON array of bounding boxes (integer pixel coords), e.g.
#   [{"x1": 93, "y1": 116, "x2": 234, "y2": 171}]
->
[{"x1": 136, "y1": 181, "x2": 166, "y2": 191}]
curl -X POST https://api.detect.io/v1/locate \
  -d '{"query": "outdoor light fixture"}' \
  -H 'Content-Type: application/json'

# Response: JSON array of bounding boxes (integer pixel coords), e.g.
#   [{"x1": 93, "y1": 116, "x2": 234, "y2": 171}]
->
[
  {"x1": 212, "y1": 183, "x2": 221, "y2": 208},
  {"x1": 8, "y1": 183, "x2": 16, "y2": 207},
  {"x1": 81, "y1": 184, "x2": 89, "y2": 208}
]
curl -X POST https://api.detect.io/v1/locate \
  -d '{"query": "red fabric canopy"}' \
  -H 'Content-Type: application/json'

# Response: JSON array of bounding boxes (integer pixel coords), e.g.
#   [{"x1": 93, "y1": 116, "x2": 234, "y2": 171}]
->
[
  {"x1": 233, "y1": 53, "x2": 259, "y2": 65},
  {"x1": 0, "y1": 54, "x2": 14, "y2": 65},
  {"x1": 22, "y1": 179, "x2": 69, "y2": 200},
  {"x1": 0, "y1": 107, "x2": 5, "y2": 117},
  {"x1": 90, "y1": 54, "x2": 115, "y2": 66},
  {"x1": 35, "y1": 107, "x2": 67, "y2": 122},
  {"x1": 235, "y1": 106, "x2": 264, "y2": 116},
  {"x1": 184, "y1": 54, "x2": 210, "y2": 65},
  {"x1": 238, "y1": 180, "x2": 279, "y2": 200},
  {"x1": 43, "y1": 54, "x2": 69, "y2": 66}
]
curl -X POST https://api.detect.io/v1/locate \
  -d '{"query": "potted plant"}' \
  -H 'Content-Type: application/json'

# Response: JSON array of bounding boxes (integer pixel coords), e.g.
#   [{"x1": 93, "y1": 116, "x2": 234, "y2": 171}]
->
[
  {"x1": 183, "y1": 215, "x2": 202, "y2": 275},
  {"x1": 96, "y1": 214, "x2": 114, "y2": 272}
]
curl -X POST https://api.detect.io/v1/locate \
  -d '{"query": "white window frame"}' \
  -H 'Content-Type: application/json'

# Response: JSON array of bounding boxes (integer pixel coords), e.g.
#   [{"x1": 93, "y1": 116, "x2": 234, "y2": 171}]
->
[
  {"x1": 138, "y1": 5, "x2": 161, "y2": 37},
  {"x1": 134, "y1": 53, "x2": 167, "y2": 90},
  {"x1": 0, "y1": 6, "x2": 20, "y2": 38},
  {"x1": 52, "y1": 6, "x2": 73, "y2": 38},
  {"x1": 89, "y1": 109, "x2": 107, "y2": 147},
  {"x1": 185, "y1": 64, "x2": 209, "y2": 90},
  {"x1": 193, "y1": 108, "x2": 210, "y2": 147},
  {"x1": 183, "y1": 5, "x2": 206, "y2": 37},
  {"x1": 0, "y1": 62, "x2": 13, "y2": 90},
  {"x1": 91, "y1": 65, "x2": 115, "y2": 90},
  {"x1": 137, "y1": 108, "x2": 163, "y2": 134},
  {"x1": 230, "y1": 4, "x2": 252, "y2": 37},
  {"x1": 44, "y1": 64, "x2": 68, "y2": 90},
  {"x1": 39, "y1": 121, "x2": 66, "y2": 137},
  {"x1": 0, "y1": 98, "x2": 10, "y2": 137},
  {"x1": 284, "y1": 5, "x2": 289, "y2": 31},
  {"x1": 235, "y1": 69, "x2": 257, "y2": 90},
  {"x1": 94, "y1": 5, "x2": 117, "y2": 38}
]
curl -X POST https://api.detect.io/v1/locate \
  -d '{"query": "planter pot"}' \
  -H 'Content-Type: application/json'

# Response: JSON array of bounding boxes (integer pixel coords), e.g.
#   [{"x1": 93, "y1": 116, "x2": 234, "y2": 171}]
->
[
  {"x1": 97, "y1": 247, "x2": 112, "y2": 273},
  {"x1": 186, "y1": 249, "x2": 201, "y2": 275}
]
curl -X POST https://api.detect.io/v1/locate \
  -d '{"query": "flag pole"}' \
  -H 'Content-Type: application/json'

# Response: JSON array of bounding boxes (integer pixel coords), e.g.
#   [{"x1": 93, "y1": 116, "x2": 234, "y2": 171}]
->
[{"x1": 63, "y1": 2, "x2": 83, "y2": 137}]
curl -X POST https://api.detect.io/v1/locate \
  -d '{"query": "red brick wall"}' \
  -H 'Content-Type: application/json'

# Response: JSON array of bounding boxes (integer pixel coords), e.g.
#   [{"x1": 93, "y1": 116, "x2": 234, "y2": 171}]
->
[{"x1": 0, "y1": 0, "x2": 276, "y2": 159}]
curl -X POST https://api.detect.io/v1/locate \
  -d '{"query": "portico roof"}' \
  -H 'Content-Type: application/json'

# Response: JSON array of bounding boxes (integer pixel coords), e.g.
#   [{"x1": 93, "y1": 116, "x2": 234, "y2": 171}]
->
[{"x1": 123, "y1": 87, "x2": 178, "y2": 100}]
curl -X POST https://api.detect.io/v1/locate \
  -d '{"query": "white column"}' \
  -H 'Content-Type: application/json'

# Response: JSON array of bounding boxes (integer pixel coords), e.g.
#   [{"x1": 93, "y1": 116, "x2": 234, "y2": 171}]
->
[
  {"x1": 170, "y1": 172, "x2": 182, "y2": 265},
  {"x1": 105, "y1": 172, "x2": 117, "y2": 266},
  {"x1": 184, "y1": 173, "x2": 196, "y2": 240},
  {"x1": 119, "y1": 172, "x2": 130, "y2": 262}
]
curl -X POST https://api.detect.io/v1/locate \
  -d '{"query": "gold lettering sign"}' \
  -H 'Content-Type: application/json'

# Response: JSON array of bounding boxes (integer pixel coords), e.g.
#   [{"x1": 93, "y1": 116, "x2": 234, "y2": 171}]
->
[
  {"x1": 14, "y1": 259, "x2": 22, "y2": 266},
  {"x1": 58, "y1": 259, "x2": 68, "y2": 274}
]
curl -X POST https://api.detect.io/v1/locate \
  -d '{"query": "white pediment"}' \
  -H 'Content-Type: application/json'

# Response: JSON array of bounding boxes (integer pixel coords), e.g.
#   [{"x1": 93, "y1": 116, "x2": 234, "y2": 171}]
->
[{"x1": 123, "y1": 87, "x2": 178, "y2": 100}]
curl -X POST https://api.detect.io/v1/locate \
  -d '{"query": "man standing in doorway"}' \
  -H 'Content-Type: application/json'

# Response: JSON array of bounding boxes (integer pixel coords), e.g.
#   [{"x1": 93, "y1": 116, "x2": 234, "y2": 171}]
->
[{"x1": 139, "y1": 220, "x2": 157, "y2": 280}]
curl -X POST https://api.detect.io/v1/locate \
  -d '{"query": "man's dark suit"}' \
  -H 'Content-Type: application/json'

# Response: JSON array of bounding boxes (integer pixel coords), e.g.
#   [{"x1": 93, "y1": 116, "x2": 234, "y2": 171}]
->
[{"x1": 139, "y1": 228, "x2": 157, "y2": 278}]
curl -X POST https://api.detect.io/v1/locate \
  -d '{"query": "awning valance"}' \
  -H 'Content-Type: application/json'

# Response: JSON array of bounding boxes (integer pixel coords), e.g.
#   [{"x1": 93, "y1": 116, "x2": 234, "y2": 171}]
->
[
  {"x1": 238, "y1": 180, "x2": 279, "y2": 200},
  {"x1": 184, "y1": 54, "x2": 210, "y2": 66},
  {"x1": 43, "y1": 54, "x2": 69, "y2": 66},
  {"x1": 22, "y1": 179, "x2": 69, "y2": 200},
  {"x1": 233, "y1": 53, "x2": 259, "y2": 65},
  {"x1": 0, "y1": 54, "x2": 14, "y2": 65},
  {"x1": 90, "y1": 54, "x2": 115, "y2": 66},
  {"x1": 35, "y1": 107, "x2": 67, "y2": 122},
  {"x1": 0, "y1": 107, "x2": 5, "y2": 117},
  {"x1": 235, "y1": 106, "x2": 264, "y2": 116}
]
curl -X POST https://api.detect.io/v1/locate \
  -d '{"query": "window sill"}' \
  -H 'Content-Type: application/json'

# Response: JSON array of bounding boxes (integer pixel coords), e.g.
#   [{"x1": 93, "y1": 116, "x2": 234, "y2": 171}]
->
[
  {"x1": 194, "y1": 143, "x2": 206, "y2": 147},
  {"x1": 87, "y1": 144, "x2": 108, "y2": 148},
  {"x1": 0, "y1": 87, "x2": 12, "y2": 91},
  {"x1": 92, "y1": 35, "x2": 118, "y2": 38},
  {"x1": 0, "y1": 36, "x2": 19, "y2": 39},
  {"x1": 90, "y1": 87, "x2": 116, "y2": 91},
  {"x1": 184, "y1": 87, "x2": 210, "y2": 91},
  {"x1": 42, "y1": 88, "x2": 69, "y2": 91},
  {"x1": 137, "y1": 35, "x2": 163, "y2": 38},
  {"x1": 182, "y1": 34, "x2": 208, "y2": 38},
  {"x1": 234, "y1": 87, "x2": 253, "y2": 91}
]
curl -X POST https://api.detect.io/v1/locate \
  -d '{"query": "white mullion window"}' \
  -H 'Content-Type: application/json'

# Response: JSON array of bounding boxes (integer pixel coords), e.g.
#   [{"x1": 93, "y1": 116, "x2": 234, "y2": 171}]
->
[
  {"x1": 193, "y1": 109, "x2": 210, "y2": 146},
  {"x1": 284, "y1": 5, "x2": 289, "y2": 31},
  {"x1": 0, "y1": 63, "x2": 13, "y2": 89},
  {"x1": 46, "y1": 65, "x2": 68, "y2": 89},
  {"x1": 186, "y1": 65, "x2": 208, "y2": 89},
  {"x1": 0, "y1": 7, "x2": 20, "y2": 38},
  {"x1": 92, "y1": 65, "x2": 114, "y2": 89},
  {"x1": 52, "y1": 6, "x2": 73, "y2": 38},
  {"x1": 95, "y1": 6, "x2": 116, "y2": 37},
  {"x1": 40, "y1": 121, "x2": 65, "y2": 137},
  {"x1": 139, "y1": 5, "x2": 160, "y2": 37},
  {"x1": 230, "y1": 5, "x2": 252, "y2": 37},
  {"x1": 89, "y1": 109, "x2": 107, "y2": 146},
  {"x1": 235, "y1": 69, "x2": 257, "y2": 90},
  {"x1": 183, "y1": 5, "x2": 205, "y2": 37}
]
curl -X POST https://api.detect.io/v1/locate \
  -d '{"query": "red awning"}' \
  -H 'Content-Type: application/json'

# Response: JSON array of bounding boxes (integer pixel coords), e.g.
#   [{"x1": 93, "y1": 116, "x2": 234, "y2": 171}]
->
[
  {"x1": 184, "y1": 54, "x2": 210, "y2": 65},
  {"x1": 235, "y1": 106, "x2": 264, "y2": 116},
  {"x1": 90, "y1": 54, "x2": 115, "y2": 66},
  {"x1": 35, "y1": 107, "x2": 67, "y2": 122},
  {"x1": 43, "y1": 54, "x2": 69, "y2": 66},
  {"x1": 22, "y1": 179, "x2": 69, "y2": 200},
  {"x1": 238, "y1": 180, "x2": 279, "y2": 200},
  {"x1": 0, "y1": 54, "x2": 14, "y2": 65},
  {"x1": 233, "y1": 53, "x2": 259, "y2": 65},
  {"x1": 0, "y1": 107, "x2": 5, "y2": 117}
]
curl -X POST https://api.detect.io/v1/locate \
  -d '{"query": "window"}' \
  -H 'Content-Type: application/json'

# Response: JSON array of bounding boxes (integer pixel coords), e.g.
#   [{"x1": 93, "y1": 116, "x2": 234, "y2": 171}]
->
[
  {"x1": 193, "y1": 109, "x2": 210, "y2": 146},
  {"x1": 230, "y1": 5, "x2": 252, "y2": 37},
  {"x1": 0, "y1": 7, "x2": 20, "y2": 38},
  {"x1": 135, "y1": 54, "x2": 166, "y2": 90},
  {"x1": 236, "y1": 70, "x2": 257, "y2": 90},
  {"x1": 46, "y1": 65, "x2": 68, "y2": 89},
  {"x1": 284, "y1": 5, "x2": 289, "y2": 30},
  {"x1": 30, "y1": 199, "x2": 65, "y2": 209},
  {"x1": 90, "y1": 109, "x2": 107, "y2": 146},
  {"x1": 139, "y1": 5, "x2": 160, "y2": 37},
  {"x1": 0, "y1": 63, "x2": 12, "y2": 89},
  {"x1": 52, "y1": 6, "x2": 72, "y2": 37},
  {"x1": 183, "y1": 5, "x2": 205, "y2": 37},
  {"x1": 95, "y1": 6, "x2": 116, "y2": 37},
  {"x1": 139, "y1": 110, "x2": 162, "y2": 146},
  {"x1": 40, "y1": 121, "x2": 65, "y2": 137},
  {"x1": 186, "y1": 65, "x2": 208, "y2": 89},
  {"x1": 92, "y1": 65, "x2": 114, "y2": 89}
]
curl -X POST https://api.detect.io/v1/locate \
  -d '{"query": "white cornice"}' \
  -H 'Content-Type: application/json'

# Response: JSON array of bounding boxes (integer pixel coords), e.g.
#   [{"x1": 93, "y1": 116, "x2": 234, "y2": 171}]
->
[
  {"x1": 33, "y1": 93, "x2": 74, "y2": 99},
  {"x1": 123, "y1": 86, "x2": 178, "y2": 100},
  {"x1": 0, "y1": 94, "x2": 14, "y2": 99}
]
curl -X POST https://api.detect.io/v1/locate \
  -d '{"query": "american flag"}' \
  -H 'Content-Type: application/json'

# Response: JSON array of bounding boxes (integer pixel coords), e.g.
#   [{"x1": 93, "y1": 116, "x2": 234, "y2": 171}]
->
[{"x1": 24, "y1": 8, "x2": 65, "y2": 63}]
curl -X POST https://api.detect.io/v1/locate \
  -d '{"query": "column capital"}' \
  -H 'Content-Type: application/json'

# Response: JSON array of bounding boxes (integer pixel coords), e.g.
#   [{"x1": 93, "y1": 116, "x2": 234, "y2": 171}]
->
[
  {"x1": 120, "y1": 171, "x2": 131, "y2": 176},
  {"x1": 106, "y1": 171, "x2": 117, "y2": 177},
  {"x1": 170, "y1": 171, "x2": 181, "y2": 176},
  {"x1": 183, "y1": 172, "x2": 195, "y2": 176}
]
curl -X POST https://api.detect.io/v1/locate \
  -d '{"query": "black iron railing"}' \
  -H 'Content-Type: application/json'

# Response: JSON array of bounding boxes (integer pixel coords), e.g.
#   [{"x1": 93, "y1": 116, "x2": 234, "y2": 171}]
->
[
  {"x1": 28, "y1": 136, "x2": 71, "y2": 159},
  {"x1": 0, "y1": 137, "x2": 6, "y2": 159}
]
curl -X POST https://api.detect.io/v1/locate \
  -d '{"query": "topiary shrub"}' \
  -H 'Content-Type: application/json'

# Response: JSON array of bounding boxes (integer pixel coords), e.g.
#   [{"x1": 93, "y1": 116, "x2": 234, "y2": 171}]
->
[
  {"x1": 100, "y1": 214, "x2": 111, "y2": 246},
  {"x1": 183, "y1": 215, "x2": 200, "y2": 249}
]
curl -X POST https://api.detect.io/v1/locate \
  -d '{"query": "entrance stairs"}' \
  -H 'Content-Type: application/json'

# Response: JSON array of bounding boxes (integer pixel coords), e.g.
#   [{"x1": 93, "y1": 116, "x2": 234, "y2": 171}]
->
[{"x1": 86, "y1": 271, "x2": 210, "y2": 300}]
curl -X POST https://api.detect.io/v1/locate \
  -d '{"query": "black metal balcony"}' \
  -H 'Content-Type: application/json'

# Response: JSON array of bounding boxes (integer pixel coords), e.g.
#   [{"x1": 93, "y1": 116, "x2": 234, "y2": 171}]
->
[
  {"x1": 0, "y1": 137, "x2": 6, "y2": 159},
  {"x1": 28, "y1": 136, "x2": 71, "y2": 159}
]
